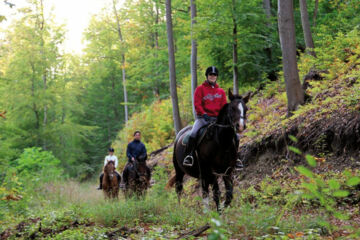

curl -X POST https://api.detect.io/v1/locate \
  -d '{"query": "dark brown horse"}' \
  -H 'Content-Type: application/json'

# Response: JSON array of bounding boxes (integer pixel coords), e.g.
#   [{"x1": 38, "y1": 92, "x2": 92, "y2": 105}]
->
[
  {"x1": 172, "y1": 89, "x2": 249, "y2": 211},
  {"x1": 122, "y1": 154, "x2": 151, "y2": 198},
  {"x1": 102, "y1": 160, "x2": 120, "y2": 199}
]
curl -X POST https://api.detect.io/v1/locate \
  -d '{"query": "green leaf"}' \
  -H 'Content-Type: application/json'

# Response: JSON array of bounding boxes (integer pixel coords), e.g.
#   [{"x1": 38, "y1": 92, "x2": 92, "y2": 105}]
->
[
  {"x1": 288, "y1": 135, "x2": 298, "y2": 143},
  {"x1": 333, "y1": 211, "x2": 350, "y2": 220},
  {"x1": 305, "y1": 154, "x2": 317, "y2": 167},
  {"x1": 346, "y1": 177, "x2": 360, "y2": 187},
  {"x1": 332, "y1": 190, "x2": 349, "y2": 198},
  {"x1": 328, "y1": 179, "x2": 340, "y2": 190},
  {"x1": 302, "y1": 182, "x2": 317, "y2": 193},
  {"x1": 288, "y1": 146, "x2": 302, "y2": 155},
  {"x1": 296, "y1": 166, "x2": 313, "y2": 178}
]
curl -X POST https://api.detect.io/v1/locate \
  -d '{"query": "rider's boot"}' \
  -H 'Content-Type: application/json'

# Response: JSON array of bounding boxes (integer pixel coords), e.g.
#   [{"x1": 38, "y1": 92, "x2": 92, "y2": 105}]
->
[
  {"x1": 116, "y1": 172, "x2": 121, "y2": 188},
  {"x1": 97, "y1": 173, "x2": 103, "y2": 190},
  {"x1": 183, "y1": 136, "x2": 196, "y2": 167}
]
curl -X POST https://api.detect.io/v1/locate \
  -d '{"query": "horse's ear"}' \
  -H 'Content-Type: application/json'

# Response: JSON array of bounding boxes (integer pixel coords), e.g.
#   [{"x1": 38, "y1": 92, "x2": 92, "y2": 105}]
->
[
  {"x1": 242, "y1": 91, "x2": 251, "y2": 103},
  {"x1": 228, "y1": 88, "x2": 234, "y2": 101}
]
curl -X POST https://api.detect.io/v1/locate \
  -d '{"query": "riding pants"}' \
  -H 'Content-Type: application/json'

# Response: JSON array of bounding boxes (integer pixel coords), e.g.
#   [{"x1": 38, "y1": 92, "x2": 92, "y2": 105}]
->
[{"x1": 189, "y1": 116, "x2": 216, "y2": 138}]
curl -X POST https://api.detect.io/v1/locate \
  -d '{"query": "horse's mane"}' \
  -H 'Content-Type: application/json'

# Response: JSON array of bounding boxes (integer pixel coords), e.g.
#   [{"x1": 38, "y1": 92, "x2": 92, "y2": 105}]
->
[{"x1": 217, "y1": 103, "x2": 229, "y2": 122}]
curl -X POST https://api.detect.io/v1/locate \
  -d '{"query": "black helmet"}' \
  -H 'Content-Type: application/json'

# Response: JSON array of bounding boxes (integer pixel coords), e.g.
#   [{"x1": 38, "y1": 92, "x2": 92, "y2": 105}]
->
[
  {"x1": 205, "y1": 66, "x2": 219, "y2": 77},
  {"x1": 108, "y1": 148, "x2": 114, "y2": 152}
]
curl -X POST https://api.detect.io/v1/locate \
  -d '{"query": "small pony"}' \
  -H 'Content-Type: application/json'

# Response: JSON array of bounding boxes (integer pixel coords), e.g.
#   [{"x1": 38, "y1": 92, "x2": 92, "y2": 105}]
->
[
  {"x1": 102, "y1": 160, "x2": 120, "y2": 199},
  {"x1": 122, "y1": 154, "x2": 151, "y2": 198}
]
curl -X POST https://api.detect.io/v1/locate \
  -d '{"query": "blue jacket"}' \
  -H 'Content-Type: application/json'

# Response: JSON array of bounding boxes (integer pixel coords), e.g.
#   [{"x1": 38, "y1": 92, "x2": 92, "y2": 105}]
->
[{"x1": 126, "y1": 140, "x2": 147, "y2": 161}]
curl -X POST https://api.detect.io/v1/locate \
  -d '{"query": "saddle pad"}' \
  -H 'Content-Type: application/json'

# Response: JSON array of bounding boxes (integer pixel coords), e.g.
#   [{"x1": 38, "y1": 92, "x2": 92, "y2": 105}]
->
[{"x1": 181, "y1": 126, "x2": 207, "y2": 145}]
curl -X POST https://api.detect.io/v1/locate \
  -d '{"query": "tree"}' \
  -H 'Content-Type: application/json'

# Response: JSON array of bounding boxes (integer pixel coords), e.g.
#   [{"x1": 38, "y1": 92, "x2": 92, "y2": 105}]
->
[
  {"x1": 190, "y1": 0, "x2": 197, "y2": 119},
  {"x1": 278, "y1": 0, "x2": 304, "y2": 115},
  {"x1": 263, "y1": 0, "x2": 271, "y2": 22},
  {"x1": 299, "y1": 0, "x2": 316, "y2": 57},
  {"x1": 232, "y1": 0, "x2": 239, "y2": 94},
  {"x1": 313, "y1": 0, "x2": 318, "y2": 27},
  {"x1": 165, "y1": 0, "x2": 182, "y2": 133},
  {"x1": 112, "y1": 0, "x2": 129, "y2": 123}
]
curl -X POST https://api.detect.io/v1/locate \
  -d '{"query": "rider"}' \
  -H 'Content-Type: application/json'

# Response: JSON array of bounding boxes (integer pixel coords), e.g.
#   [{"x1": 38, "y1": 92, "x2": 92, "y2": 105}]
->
[
  {"x1": 97, "y1": 148, "x2": 121, "y2": 190},
  {"x1": 183, "y1": 66, "x2": 243, "y2": 169},
  {"x1": 122, "y1": 131, "x2": 148, "y2": 185},
  {"x1": 126, "y1": 130, "x2": 147, "y2": 164}
]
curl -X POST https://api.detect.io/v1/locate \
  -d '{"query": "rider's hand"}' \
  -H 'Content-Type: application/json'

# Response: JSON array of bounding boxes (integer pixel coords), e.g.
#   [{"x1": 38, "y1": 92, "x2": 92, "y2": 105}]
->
[
  {"x1": 203, "y1": 114, "x2": 210, "y2": 122},
  {"x1": 131, "y1": 157, "x2": 135, "y2": 162}
]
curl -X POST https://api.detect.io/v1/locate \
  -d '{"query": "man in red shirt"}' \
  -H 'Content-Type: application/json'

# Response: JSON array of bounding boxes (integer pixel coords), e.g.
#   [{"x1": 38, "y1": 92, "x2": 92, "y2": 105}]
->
[{"x1": 183, "y1": 66, "x2": 244, "y2": 169}]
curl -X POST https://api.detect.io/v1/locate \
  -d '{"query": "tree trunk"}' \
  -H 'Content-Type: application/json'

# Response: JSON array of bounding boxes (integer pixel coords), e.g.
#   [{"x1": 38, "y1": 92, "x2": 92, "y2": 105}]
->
[
  {"x1": 232, "y1": 0, "x2": 239, "y2": 95},
  {"x1": 263, "y1": 0, "x2": 271, "y2": 24},
  {"x1": 278, "y1": 0, "x2": 304, "y2": 115},
  {"x1": 299, "y1": 0, "x2": 316, "y2": 57},
  {"x1": 38, "y1": 0, "x2": 47, "y2": 149},
  {"x1": 313, "y1": 0, "x2": 318, "y2": 27},
  {"x1": 190, "y1": 0, "x2": 197, "y2": 119},
  {"x1": 112, "y1": 0, "x2": 128, "y2": 123},
  {"x1": 165, "y1": 0, "x2": 182, "y2": 133},
  {"x1": 154, "y1": 0, "x2": 160, "y2": 98}
]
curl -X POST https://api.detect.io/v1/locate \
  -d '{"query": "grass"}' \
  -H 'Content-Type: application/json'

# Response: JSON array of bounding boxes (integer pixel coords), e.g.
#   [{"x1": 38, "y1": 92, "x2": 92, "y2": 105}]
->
[{"x1": 3, "y1": 164, "x2": 359, "y2": 239}]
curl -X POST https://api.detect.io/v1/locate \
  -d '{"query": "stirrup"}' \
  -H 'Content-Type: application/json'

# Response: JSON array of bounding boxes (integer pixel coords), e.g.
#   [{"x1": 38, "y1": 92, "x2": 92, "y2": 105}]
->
[
  {"x1": 183, "y1": 155, "x2": 194, "y2": 167},
  {"x1": 235, "y1": 159, "x2": 244, "y2": 170}
]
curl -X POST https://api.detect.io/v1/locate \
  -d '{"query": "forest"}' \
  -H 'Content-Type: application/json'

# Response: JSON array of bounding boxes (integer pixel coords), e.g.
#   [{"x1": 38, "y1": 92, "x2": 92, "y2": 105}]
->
[{"x1": 1, "y1": 0, "x2": 360, "y2": 239}]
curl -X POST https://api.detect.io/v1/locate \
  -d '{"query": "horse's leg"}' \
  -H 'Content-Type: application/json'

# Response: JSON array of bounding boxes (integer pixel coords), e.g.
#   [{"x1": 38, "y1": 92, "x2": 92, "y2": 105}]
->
[
  {"x1": 173, "y1": 158, "x2": 185, "y2": 204},
  {"x1": 201, "y1": 179, "x2": 210, "y2": 209},
  {"x1": 223, "y1": 175, "x2": 233, "y2": 208},
  {"x1": 211, "y1": 177, "x2": 221, "y2": 212}
]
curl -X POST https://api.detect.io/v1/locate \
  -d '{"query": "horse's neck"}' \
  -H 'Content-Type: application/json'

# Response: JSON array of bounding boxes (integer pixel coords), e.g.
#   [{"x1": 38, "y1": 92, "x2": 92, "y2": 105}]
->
[{"x1": 216, "y1": 105, "x2": 230, "y2": 125}]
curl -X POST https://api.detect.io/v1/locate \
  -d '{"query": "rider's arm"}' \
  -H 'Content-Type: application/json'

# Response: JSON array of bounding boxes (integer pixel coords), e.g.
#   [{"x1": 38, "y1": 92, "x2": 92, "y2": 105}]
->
[
  {"x1": 114, "y1": 156, "x2": 118, "y2": 168},
  {"x1": 141, "y1": 143, "x2": 147, "y2": 156},
  {"x1": 126, "y1": 143, "x2": 133, "y2": 160},
  {"x1": 194, "y1": 87, "x2": 205, "y2": 116},
  {"x1": 104, "y1": 156, "x2": 108, "y2": 166}
]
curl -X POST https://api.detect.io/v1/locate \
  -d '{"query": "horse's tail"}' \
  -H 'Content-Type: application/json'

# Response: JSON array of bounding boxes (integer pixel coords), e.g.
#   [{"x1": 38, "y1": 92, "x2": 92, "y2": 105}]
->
[
  {"x1": 165, "y1": 136, "x2": 179, "y2": 190},
  {"x1": 166, "y1": 171, "x2": 176, "y2": 189}
]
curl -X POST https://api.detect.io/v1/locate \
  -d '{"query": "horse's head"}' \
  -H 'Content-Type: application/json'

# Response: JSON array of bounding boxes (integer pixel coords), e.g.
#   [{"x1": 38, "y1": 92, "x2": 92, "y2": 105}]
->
[
  {"x1": 228, "y1": 89, "x2": 249, "y2": 133},
  {"x1": 136, "y1": 154, "x2": 148, "y2": 163},
  {"x1": 104, "y1": 160, "x2": 116, "y2": 176}
]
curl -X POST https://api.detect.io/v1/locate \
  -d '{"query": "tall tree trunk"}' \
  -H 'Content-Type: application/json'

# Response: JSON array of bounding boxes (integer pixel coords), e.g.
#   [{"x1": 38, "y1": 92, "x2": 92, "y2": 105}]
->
[
  {"x1": 278, "y1": 0, "x2": 304, "y2": 115},
  {"x1": 263, "y1": 0, "x2": 271, "y2": 24},
  {"x1": 232, "y1": 0, "x2": 239, "y2": 95},
  {"x1": 313, "y1": 0, "x2": 318, "y2": 27},
  {"x1": 190, "y1": 0, "x2": 197, "y2": 119},
  {"x1": 112, "y1": 0, "x2": 128, "y2": 123},
  {"x1": 154, "y1": 0, "x2": 160, "y2": 98},
  {"x1": 165, "y1": 0, "x2": 182, "y2": 133},
  {"x1": 37, "y1": 0, "x2": 47, "y2": 149},
  {"x1": 299, "y1": 0, "x2": 316, "y2": 57}
]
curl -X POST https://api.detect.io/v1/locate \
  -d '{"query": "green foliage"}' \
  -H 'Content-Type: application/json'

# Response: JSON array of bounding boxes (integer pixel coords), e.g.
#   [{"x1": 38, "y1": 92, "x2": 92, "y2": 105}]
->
[{"x1": 15, "y1": 147, "x2": 64, "y2": 182}]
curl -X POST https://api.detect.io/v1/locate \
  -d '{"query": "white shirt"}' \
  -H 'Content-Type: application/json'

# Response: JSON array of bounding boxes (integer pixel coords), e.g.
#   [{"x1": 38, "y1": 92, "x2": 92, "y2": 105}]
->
[{"x1": 104, "y1": 155, "x2": 118, "y2": 168}]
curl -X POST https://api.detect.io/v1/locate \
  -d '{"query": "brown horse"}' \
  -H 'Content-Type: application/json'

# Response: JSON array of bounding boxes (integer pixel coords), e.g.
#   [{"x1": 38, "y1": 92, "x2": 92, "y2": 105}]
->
[
  {"x1": 122, "y1": 154, "x2": 151, "y2": 198},
  {"x1": 102, "y1": 160, "x2": 120, "y2": 199}
]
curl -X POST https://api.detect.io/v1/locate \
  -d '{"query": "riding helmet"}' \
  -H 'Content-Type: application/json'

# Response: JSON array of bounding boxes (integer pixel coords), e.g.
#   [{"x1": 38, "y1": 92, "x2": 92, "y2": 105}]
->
[
  {"x1": 205, "y1": 66, "x2": 219, "y2": 77},
  {"x1": 108, "y1": 147, "x2": 114, "y2": 152}
]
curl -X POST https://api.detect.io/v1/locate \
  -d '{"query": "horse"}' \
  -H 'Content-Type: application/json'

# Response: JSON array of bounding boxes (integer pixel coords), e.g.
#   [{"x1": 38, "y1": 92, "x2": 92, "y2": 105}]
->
[
  {"x1": 171, "y1": 89, "x2": 249, "y2": 211},
  {"x1": 102, "y1": 160, "x2": 120, "y2": 199},
  {"x1": 122, "y1": 154, "x2": 151, "y2": 198}
]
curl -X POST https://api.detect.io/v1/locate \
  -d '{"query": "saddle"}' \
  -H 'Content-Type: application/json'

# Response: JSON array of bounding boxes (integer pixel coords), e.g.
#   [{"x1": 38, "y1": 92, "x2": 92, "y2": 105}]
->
[{"x1": 182, "y1": 125, "x2": 209, "y2": 148}]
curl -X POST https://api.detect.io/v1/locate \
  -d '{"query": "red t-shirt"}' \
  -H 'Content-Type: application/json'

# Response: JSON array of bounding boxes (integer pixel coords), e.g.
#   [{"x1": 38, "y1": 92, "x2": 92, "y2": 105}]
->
[{"x1": 194, "y1": 81, "x2": 227, "y2": 117}]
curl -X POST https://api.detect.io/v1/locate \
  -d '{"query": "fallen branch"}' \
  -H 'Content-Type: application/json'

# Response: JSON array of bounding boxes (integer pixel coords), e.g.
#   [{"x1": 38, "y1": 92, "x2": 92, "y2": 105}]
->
[
  {"x1": 0, "y1": 111, "x2": 6, "y2": 119},
  {"x1": 177, "y1": 224, "x2": 210, "y2": 239}
]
